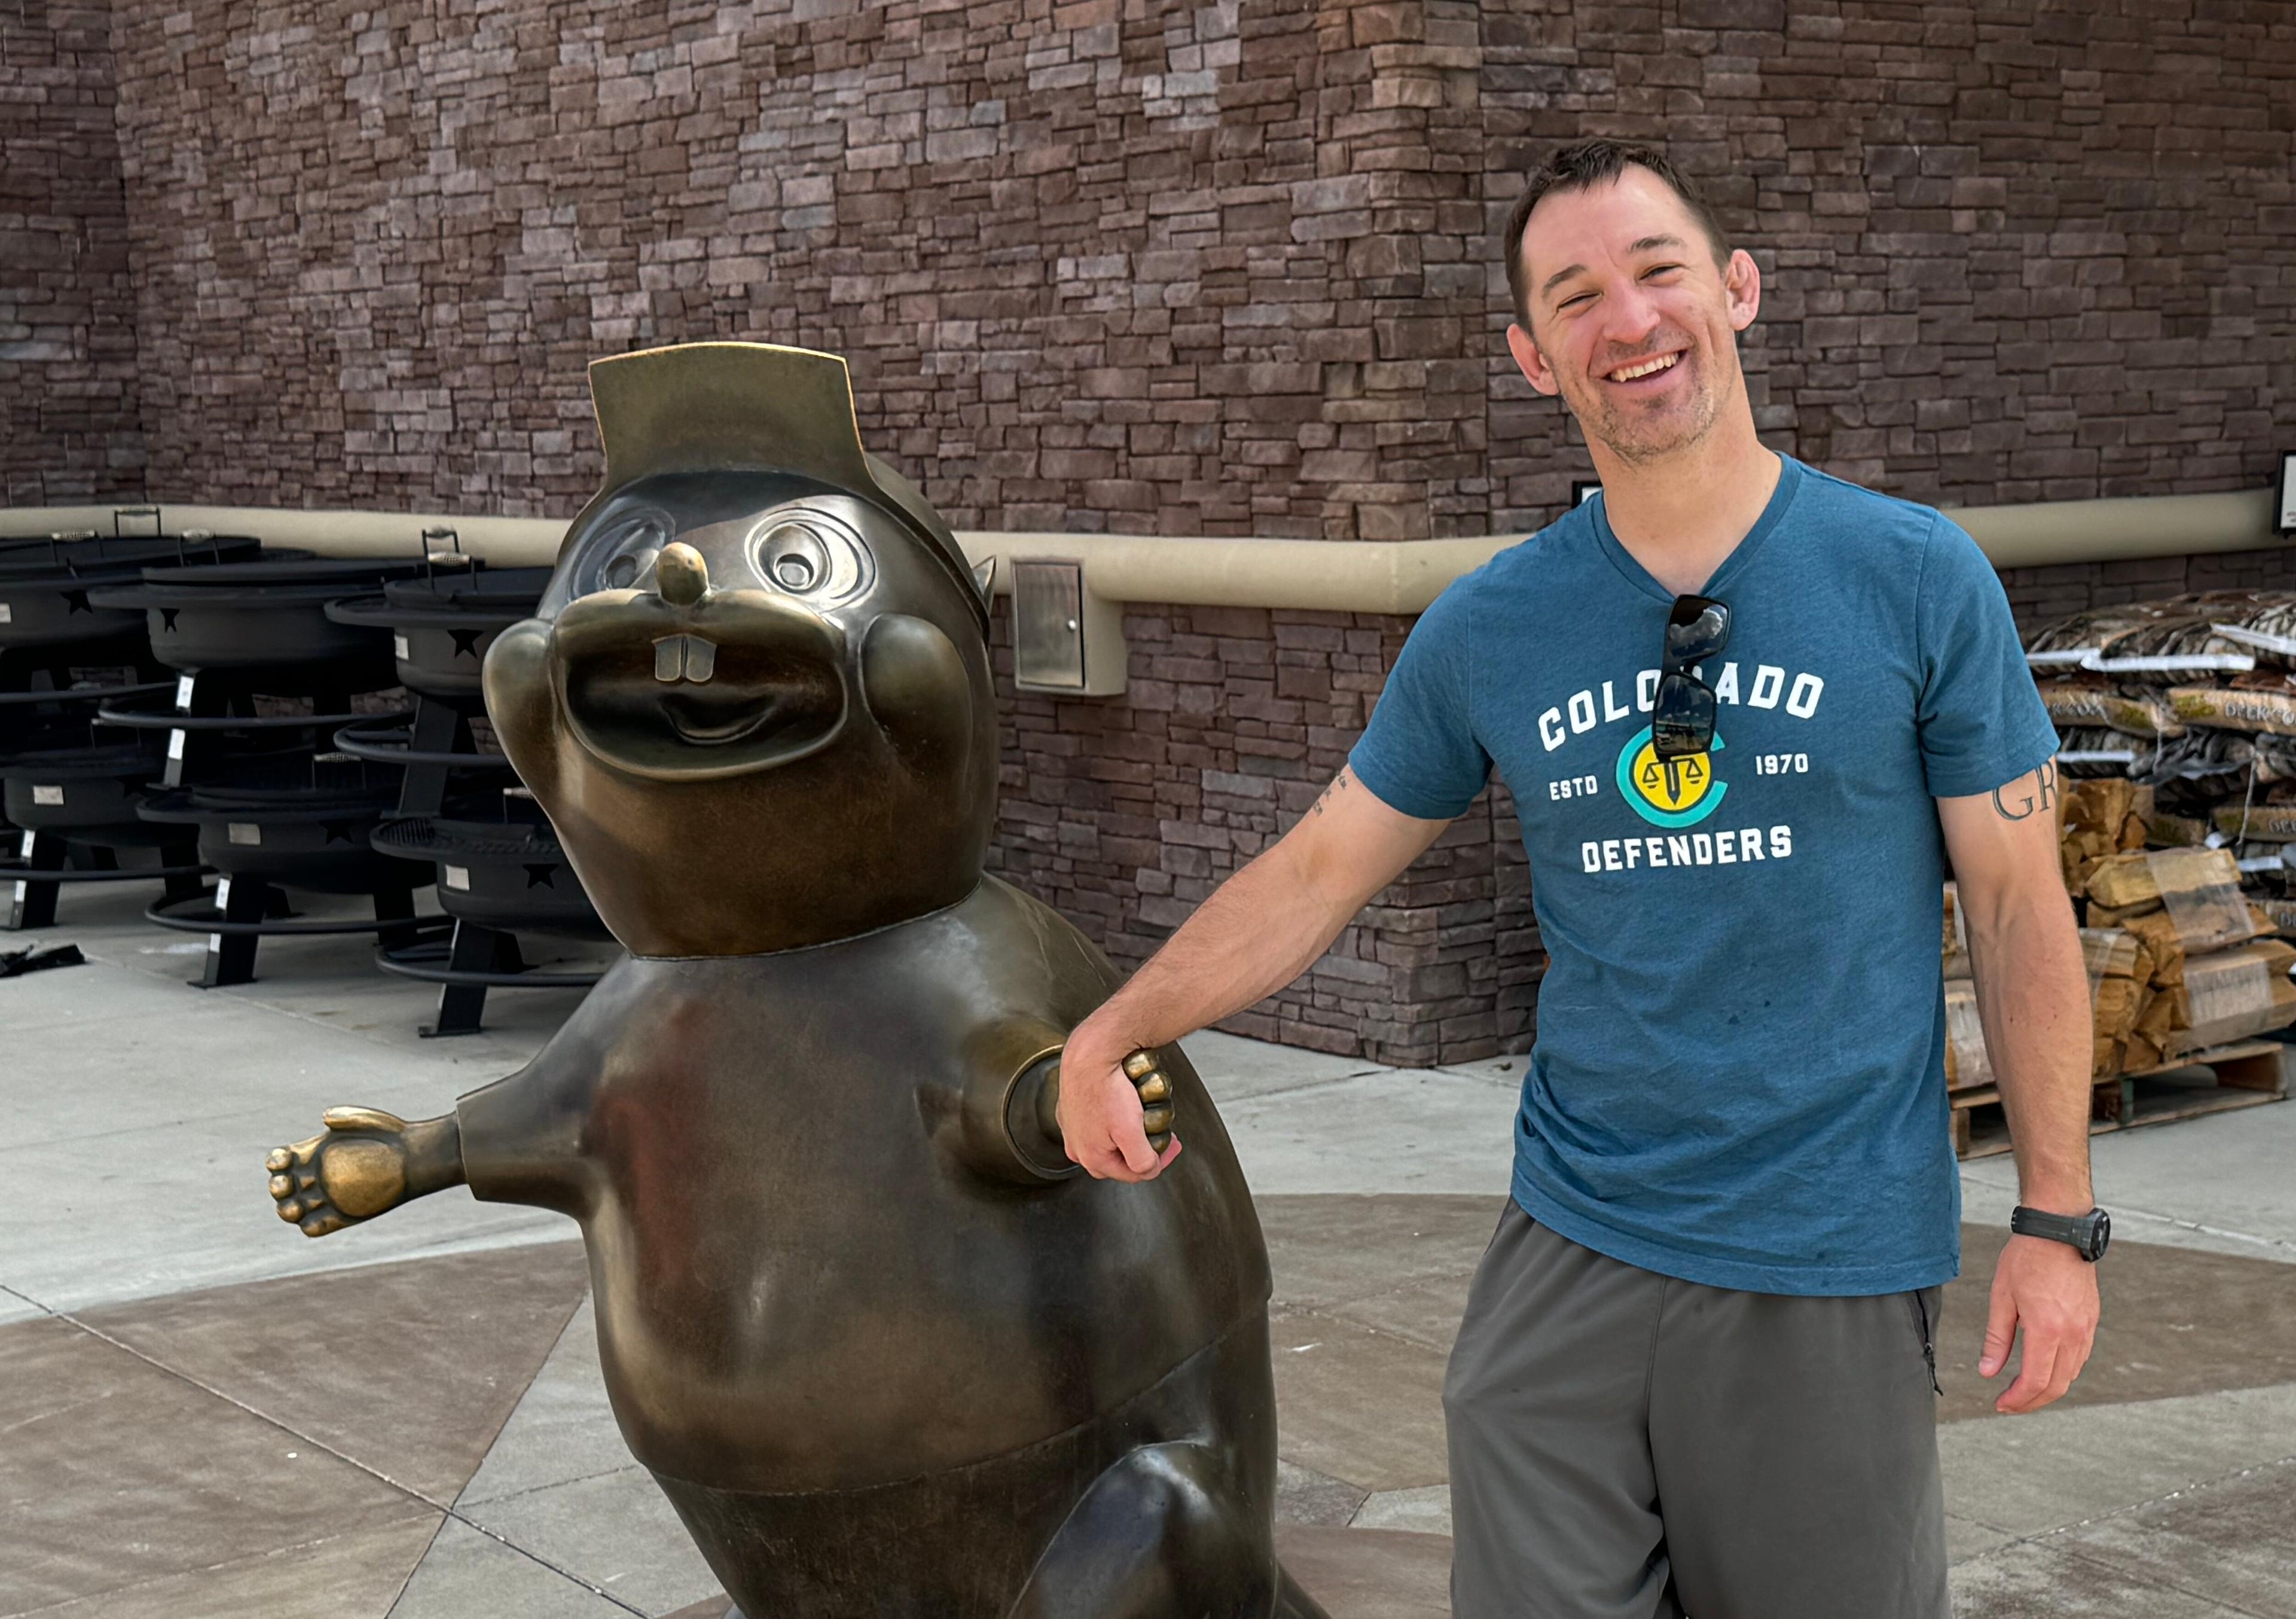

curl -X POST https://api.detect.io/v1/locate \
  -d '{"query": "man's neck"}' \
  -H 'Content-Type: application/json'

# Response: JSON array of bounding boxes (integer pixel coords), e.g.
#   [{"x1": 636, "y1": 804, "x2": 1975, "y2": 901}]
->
[{"x1": 1593, "y1": 423, "x2": 1782, "y2": 598}]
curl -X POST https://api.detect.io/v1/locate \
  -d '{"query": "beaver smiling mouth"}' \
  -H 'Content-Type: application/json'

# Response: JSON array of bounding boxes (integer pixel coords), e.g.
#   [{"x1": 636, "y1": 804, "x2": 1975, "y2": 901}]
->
[{"x1": 548, "y1": 548, "x2": 850, "y2": 781}]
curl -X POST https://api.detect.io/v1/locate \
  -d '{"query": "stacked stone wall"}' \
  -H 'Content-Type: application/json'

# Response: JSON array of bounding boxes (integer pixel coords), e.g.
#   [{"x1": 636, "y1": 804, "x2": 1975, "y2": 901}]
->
[
  {"x1": 0, "y1": 1, "x2": 143, "y2": 505},
  {"x1": 7, "y1": 0, "x2": 2296, "y2": 1059},
  {"x1": 986, "y1": 603, "x2": 1535, "y2": 1064},
  {"x1": 62, "y1": 0, "x2": 2294, "y2": 530}
]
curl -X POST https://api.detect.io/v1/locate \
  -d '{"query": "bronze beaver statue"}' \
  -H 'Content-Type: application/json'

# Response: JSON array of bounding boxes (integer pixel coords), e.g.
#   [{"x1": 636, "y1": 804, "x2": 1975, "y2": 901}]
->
[{"x1": 264, "y1": 341, "x2": 1329, "y2": 1619}]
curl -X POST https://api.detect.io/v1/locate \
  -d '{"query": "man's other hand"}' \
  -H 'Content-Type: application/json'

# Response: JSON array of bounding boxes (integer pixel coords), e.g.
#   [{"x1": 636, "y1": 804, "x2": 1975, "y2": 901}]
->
[
  {"x1": 1057, "y1": 1015, "x2": 1184, "y2": 1183},
  {"x1": 1979, "y1": 1233, "x2": 2100, "y2": 1414}
]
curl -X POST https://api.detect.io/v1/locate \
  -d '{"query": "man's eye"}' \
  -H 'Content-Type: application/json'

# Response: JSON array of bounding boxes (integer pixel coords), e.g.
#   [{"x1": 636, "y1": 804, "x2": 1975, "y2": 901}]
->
[
  {"x1": 1558, "y1": 293, "x2": 1592, "y2": 310},
  {"x1": 1644, "y1": 264, "x2": 1681, "y2": 278}
]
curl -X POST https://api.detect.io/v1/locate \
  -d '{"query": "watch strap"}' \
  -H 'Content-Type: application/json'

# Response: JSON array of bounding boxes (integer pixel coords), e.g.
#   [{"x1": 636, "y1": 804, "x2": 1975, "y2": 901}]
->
[{"x1": 2011, "y1": 1205, "x2": 2109, "y2": 1261}]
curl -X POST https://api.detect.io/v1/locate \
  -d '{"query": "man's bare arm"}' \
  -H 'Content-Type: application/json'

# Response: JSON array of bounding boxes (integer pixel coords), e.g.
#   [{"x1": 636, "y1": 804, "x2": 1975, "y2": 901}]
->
[
  {"x1": 1058, "y1": 766, "x2": 1452, "y2": 1181},
  {"x1": 1938, "y1": 759, "x2": 2099, "y2": 1414}
]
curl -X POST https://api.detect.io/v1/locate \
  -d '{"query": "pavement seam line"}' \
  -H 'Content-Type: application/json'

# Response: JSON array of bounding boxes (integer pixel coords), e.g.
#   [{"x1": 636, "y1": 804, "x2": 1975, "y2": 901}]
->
[
  {"x1": 460, "y1": 1461, "x2": 650, "y2": 1510},
  {"x1": 2042, "y1": 1537, "x2": 2283, "y2": 1619},
  {"x1": 7, "y1": 1513, "x2": 444, "y2": 1618},
  {"x1": 0, "y1": 1279, "x2": 649, "y2": 1618},
  {"x1": 1962, "y1": 1446, "x2": 2296, "y2": 1568},
  {"x1": 2105, "y1": 1203, "x2": 2295, "y2": 1256}
]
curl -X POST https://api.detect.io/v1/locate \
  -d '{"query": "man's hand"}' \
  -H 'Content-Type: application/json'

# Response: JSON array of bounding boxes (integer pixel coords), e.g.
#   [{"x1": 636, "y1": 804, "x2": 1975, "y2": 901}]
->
[
  {"x1": 1057, "y1": 1012, "x2": 1183, "y2": 1183},
  {"x1": 1979, "y1": 1233, "x2": 2100, "y2": 1413}
]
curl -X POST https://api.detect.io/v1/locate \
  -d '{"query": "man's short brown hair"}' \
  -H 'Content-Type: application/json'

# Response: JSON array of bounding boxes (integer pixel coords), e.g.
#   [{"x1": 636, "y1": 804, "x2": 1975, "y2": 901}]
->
[{"x1": 1501, "y1": 139, "x2": 1732, "y2": 328}]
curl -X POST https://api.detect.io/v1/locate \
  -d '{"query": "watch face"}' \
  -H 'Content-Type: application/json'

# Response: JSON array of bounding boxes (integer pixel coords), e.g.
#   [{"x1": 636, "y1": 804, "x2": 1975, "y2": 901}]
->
[{"x1": 2090, "y1": 1209, "x2": 2111, "y2": 1260}]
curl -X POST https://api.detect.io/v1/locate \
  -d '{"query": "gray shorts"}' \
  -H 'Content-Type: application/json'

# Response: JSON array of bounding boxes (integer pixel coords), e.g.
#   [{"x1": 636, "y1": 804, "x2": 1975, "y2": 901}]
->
[{"x1": 1444, "y1": 1204, "x2": 1947, "y2": 1619}]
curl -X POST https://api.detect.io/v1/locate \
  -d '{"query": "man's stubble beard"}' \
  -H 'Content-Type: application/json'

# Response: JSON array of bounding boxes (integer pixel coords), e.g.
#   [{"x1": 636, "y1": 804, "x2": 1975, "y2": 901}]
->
[{"x1": 1553, "y1": 341, "x2": 1730, "y2": 469}]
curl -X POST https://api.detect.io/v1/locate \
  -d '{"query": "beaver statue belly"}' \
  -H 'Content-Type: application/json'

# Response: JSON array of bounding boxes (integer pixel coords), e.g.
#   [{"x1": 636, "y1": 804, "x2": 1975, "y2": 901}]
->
[{"x1": 262, "y1": 341, "x2": 1330, "y2": 1619}]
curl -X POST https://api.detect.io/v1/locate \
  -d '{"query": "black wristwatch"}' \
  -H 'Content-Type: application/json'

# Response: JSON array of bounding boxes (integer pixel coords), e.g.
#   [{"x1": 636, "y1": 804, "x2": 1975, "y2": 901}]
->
[{"x1": 2010, "y1": 1205, "x2": 2111, "y2": 1261}]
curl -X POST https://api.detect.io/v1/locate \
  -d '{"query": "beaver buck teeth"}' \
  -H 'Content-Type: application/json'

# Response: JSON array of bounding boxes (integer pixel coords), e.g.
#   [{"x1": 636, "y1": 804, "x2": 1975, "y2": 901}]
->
[{"x1": 1609, "y1": 353, "x2": 1680, "y2": 381}]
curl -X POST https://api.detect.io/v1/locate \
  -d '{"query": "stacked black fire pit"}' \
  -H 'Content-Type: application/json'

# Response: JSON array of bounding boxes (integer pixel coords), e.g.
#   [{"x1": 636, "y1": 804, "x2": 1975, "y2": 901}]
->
[
  {"x1": 88, "y1": 546, "x2": 440, "y2": 986},
  {"x1": 332, "y1": 541, "x2": 613, "y2": 1034},
  {"x1": 1, "y1": 511, "x2": 264, "y2": 928}
]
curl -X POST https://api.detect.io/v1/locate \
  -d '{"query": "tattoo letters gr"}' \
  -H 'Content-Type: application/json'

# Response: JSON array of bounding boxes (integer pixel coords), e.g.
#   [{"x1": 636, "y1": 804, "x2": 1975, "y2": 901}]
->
[{"x1": 1991, "y1": 759, "x2": 2059, "y2": 822}]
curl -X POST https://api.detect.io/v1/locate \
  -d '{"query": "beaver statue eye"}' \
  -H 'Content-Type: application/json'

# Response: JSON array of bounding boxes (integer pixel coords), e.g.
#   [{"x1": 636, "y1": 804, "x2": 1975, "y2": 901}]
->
[
  {"x1": 603, "y1": 548, "x2": 657, "y2": 590},
  {"x1": 752, "y1": 516, "x2": 869, "y2": 602},
  {"x1": 590, "y1": 511, "x2": 670, "y2": 594}
]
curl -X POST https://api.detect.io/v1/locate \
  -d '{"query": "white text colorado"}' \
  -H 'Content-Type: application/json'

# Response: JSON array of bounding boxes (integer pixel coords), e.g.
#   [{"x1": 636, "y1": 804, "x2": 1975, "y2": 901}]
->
[{"x1": 1539, "y1": 664, "x2": 1826, "y2": 753}]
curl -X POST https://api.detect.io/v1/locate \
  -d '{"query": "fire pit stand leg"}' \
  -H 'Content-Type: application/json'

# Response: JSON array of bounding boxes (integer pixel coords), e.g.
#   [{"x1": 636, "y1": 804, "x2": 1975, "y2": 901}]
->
[
  {"x1": 159, "y1": 842, "x2": 204, "y2": 905},
  {"x1": 373, "y1": 887, "x2": 425, "y2": 954},
  {"x1": 423, "y1": 920, "x2": 527, "y2": 1038},
  {"x1": 199, "y1": 876, "x2": 271, "y2": 988},
  {"x1": 5, "y1": 830, "x2": 65, "y2": 931}
]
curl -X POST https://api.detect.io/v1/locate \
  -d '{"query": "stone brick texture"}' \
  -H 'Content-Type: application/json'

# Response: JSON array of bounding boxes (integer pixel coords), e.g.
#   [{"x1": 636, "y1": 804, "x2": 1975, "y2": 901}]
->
[
  {"x1": 5, "y1": 0, "x2": 2295, "y2": 1060},
  {"x1": 0, "y1": 1, "x2": 143, "y2": 505}
]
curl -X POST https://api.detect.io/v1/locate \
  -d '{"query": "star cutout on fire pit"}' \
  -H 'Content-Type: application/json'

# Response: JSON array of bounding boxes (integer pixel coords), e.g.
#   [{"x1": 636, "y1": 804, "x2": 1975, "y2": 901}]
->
[
  {"x1": 450, "y1": 629, "x2": 484, "y2": 658},
  {"x1": 524, "y1": 863, "x2": 557, "y2": 888},
  {"x1": 321, "y1": 821, "x2": 357, "y2": 845},
  {"x1": 63, "y1": 589, "x2": 91, "y2": 615},
  {"x1": 160, "y1": 607, "x2": 180, "y2": 632}
]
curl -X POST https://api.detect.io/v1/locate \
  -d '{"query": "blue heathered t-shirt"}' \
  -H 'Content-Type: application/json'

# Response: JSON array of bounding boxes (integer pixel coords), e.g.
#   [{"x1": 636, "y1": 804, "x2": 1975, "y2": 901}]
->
[{"x1": 1348, "y1": 454, "x2": 2057, "y2": 1296}]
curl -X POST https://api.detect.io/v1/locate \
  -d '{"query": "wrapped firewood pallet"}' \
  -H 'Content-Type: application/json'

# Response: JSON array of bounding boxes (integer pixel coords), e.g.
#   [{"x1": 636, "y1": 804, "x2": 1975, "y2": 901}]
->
[
  {"x1": 1943, "y1": 982, "x2": 1990, "y2": 1091},
  {"x1": 2081, "y1": 847, "x2": 2267, "y2": 948},
  {"x1": 2173, "y1": 939, "x2": 2296, "y2": 1058}
]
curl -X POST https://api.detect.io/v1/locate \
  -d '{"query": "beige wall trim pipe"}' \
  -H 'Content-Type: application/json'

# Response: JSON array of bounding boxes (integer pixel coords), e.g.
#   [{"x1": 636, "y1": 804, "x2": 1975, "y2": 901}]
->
[{"x1": 2, "y1": 485, "x2": 2279, "y2": 613}]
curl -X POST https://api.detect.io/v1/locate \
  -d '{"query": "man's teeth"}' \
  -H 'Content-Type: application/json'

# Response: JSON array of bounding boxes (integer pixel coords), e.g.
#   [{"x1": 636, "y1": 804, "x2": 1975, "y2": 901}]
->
[{"x1": 1610, "y1": 353, "x2": 1680, "y2": 381}]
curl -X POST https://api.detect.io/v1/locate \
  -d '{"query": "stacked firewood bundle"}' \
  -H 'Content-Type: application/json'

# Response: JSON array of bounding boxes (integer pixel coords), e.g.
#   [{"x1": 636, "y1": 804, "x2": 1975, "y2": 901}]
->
[
  {"x1": 1944, "y1": 776, "x2": 2296, "y2": 1093},
  {"x1": 2028, "y1": 591, "x2": 2296, "y2": 926}
]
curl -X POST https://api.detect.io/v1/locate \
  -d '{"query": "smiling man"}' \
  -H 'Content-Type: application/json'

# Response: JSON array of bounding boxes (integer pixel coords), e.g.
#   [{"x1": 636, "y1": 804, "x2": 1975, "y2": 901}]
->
[{"x1": 1058, "y1": 138, "x2": 2101, "y2": 1618}]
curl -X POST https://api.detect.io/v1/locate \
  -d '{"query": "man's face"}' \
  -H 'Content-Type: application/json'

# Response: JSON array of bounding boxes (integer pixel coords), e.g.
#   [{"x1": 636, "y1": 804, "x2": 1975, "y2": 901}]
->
[{"x1": 1507, "y1": 167, "x2": 1761, "y2": 465}]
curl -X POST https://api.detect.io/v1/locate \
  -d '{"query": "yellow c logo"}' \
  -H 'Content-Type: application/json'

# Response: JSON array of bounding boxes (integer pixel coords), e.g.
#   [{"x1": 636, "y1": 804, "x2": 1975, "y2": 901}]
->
[{"x1": 1616, "y1": 725, "x2": 1727, "y2": 828}]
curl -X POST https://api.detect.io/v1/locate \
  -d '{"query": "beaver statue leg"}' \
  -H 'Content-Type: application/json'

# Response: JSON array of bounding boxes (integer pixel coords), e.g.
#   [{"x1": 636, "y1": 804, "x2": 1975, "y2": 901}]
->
[
  {"x1": 1005, "y1": 1443, "x2": 1332, "y2": 1619},
  {"x1": 264, "y1": 1108, "x2": 465, "y2": 1236}
]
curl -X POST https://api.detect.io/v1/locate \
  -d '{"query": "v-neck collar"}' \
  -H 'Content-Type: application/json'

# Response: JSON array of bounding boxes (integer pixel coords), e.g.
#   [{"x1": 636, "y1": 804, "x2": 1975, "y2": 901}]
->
[{"x1": 1589, "y1": 452, "x2": 1803, "y2": 604}]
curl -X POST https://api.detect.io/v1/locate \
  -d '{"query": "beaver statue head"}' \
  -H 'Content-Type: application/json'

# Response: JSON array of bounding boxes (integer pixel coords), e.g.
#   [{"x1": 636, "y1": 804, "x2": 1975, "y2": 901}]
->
[{"x1": 483, "y1": 343, "x2": 997, "y2": 957}]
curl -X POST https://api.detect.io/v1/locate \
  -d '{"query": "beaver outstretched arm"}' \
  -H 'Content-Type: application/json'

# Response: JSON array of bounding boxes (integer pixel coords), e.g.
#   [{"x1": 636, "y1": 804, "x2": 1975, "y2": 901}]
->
[
  {"x1": 265, "y1": 1108, "x2": 468, "y2": 1238},
  {"x1": 265, "y1": 1037, "x2": 605, "y2": 1235}
]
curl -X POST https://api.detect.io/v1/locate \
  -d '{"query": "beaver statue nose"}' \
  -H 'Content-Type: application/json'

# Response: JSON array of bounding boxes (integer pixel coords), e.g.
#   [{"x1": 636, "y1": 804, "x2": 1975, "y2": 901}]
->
[{"x1": 656, "y1": 542, "x2": 710, "y2": 607}]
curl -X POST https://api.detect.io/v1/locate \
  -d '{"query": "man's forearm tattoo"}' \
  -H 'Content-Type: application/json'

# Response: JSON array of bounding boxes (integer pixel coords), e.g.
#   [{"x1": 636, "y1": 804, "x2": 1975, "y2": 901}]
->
[
  {"x1": 1992, "y1": 759, "x2": 2059, "y2": 821},
  {"x1": 1309, "y1": 772, "x2": 1349, "y2": 818}
]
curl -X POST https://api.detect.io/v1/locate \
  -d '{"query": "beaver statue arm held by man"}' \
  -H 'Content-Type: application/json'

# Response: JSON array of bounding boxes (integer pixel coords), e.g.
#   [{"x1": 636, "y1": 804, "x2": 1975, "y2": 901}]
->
[{"x1": 265, "y1": 1046, "x2": 1173, "y2": 1232}]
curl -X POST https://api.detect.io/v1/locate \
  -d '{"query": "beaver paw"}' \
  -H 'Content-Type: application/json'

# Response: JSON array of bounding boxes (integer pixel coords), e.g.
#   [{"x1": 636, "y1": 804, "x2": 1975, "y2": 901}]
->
[
  {"x1": 1123, "y1": 1049, "x2": 1176, "y2": 1154},
  {"x1": 265, "y1": 1107, "x2": 413, "y2": 1237}
]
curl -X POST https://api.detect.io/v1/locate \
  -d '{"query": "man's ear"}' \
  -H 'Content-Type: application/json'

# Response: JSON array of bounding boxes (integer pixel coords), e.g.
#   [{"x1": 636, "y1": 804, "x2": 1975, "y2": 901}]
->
[
  {"x1": 1508, "y1": 322, "x2": 1561, "y2": 398},
  {"x1": 1724, "y1": 249, "x2": 1761, "y2": 332}
]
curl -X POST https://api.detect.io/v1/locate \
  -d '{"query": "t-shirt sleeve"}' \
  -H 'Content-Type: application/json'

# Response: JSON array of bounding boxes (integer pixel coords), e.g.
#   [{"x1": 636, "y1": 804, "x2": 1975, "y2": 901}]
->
[
  {"x1": 1913, "y1": 513, "x2": 2060, "y2": 798},
  {"x1": 1348, "y1": 578, "x2": 1492, "y2": 820}
]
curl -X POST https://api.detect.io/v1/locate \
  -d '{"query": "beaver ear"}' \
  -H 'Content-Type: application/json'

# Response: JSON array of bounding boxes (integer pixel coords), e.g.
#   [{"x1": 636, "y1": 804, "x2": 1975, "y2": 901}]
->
[
  {"x1": 860, "y1": 612, "x2": 971, "y2": 778},
  {"x1": 481, "y1": 618, "x2": 563, "y2": 807}
]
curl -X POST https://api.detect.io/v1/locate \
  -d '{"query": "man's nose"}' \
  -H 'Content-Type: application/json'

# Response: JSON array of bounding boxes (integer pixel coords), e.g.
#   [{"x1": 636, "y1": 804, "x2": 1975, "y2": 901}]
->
[{"x1": 1595, "y1": 277, "x2": 1666, "y2": 350}]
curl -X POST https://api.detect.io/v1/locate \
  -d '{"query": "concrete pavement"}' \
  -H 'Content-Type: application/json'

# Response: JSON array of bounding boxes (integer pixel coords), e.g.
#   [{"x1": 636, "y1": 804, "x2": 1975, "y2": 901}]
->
[{"x1": 4, "y1": 878, "x2": 2294, "y2": 1616}]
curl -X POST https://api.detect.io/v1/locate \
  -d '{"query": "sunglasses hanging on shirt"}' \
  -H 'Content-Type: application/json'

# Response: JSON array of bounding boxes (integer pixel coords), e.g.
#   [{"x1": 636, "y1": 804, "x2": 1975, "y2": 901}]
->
[{"x1": 1653, "y1": 594, "x2": 1730, "y2": 796}]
